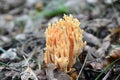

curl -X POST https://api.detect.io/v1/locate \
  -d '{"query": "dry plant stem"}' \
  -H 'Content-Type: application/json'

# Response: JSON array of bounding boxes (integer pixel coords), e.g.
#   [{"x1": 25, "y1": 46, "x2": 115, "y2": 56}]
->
[
  {"x1": 20, "y1": 37, "x2": 38, "y2": 57},
  {"x1": 102, "y1": 69, "x2": 112, "y2": 80},
  {"x1": 22, "y1": 47, "x2": 37, "y2": 66},
  {"x1": 28, "y1": 39, "x2": 44, "y2": 46},
  {"x1": 21, "y1": 65, "x2": 38, "y2": 80},
  {"x1": 25, "y1": 66, "x2": 38, "y2": 80},
  {"x1": 5, "y1": 67, "x2": 21, "y2": 72},
  {"x1": 76, "y1": 53, "x2": 88, "y2": 80},
  {"x1": 23, "y1": 56, "x2": 38, "y2": 80},
  {"x1": 27, "y1": 47, "x2": 37, "y2": 62},
  {"x1": 1, "y1": 72, "x2": 13, "y2": 80},
  {"x1": 115, "y1": 73, "x2": 120, "y2": 80}
]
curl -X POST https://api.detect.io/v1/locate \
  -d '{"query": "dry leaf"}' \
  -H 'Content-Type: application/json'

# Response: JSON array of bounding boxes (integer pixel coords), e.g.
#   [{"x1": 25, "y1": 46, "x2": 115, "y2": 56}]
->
[{"x1": 103, "y1": 48, "x2": 120, "y2": 67}]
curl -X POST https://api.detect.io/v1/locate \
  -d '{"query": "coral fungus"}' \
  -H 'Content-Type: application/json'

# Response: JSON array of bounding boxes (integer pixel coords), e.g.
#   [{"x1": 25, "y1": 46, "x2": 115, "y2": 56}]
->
[{"x1": 44, "y1": 14, "x2": 86, "y2": 72}]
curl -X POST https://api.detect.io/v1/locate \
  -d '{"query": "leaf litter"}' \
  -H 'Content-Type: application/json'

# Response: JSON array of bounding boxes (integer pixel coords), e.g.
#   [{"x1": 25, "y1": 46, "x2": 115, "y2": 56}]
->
[{"x1": 0, "y1": 0, "x2": 120, "y2": 80}]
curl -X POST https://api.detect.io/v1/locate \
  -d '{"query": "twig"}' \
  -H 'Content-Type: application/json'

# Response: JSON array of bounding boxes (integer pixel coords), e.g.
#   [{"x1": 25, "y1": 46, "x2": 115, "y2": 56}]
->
[
  {"x1": 115, "y1": 73, "x2": 120, "y2": 80},
  {"x1": 76, "y1": 53, "x2": 88, "y2": 80},
  {"x1": 5, "y1": 67, "x2": 21, "y2": 72},
  {"x1": 102, "y1": 69, "x2": 112, "y2": 80}
]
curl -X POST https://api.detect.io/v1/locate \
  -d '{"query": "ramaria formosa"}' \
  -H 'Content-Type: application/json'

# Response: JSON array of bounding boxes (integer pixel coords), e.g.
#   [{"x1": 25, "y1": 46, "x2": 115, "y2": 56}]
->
[{"x1": 44, "y1": 14, "x2": 86, "y2": 72}]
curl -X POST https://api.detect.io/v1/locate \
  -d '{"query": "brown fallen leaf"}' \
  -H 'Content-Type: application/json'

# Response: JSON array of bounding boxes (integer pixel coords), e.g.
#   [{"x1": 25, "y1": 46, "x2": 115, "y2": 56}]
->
[
  {"x1": 109, "y1": 27, "x2": 120, "y2": 36},
  {"x1": 45, "y1": 63, "x2": 57, "y2": 80},
  {"x1": 37, "y1": 70, "x2": 47, "y2": 80},
  {"x1": 109, "y1": 27, "x2": 120, "y2": 44},
  {"x1": 93, "y1": 35, "x2": 111, "y2": 58},
  {"x1": 54, "y1": 69, "x2": 71, "y2": 80},
  {"x1": 103, "y1": 48, "x2": 120, "y2": 67},
  {"x1": 87, "y1": 61, "x2": 103, "y2": 70},
  {"x1": 83, "y1": 31, "x2": 101, "y2": 47},
  {"x1": 45, "y1": 63, "x2": 71, "y2": 80}
]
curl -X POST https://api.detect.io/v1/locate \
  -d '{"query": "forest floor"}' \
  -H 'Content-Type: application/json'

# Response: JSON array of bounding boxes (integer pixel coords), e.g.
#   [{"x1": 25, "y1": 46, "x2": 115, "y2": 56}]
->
[{"x1": 0, "y1": 0, "x2": 120, "y2": 80}]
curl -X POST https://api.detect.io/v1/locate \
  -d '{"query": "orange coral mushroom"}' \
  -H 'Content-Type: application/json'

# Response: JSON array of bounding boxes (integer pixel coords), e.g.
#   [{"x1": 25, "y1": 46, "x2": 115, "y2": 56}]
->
[{"x1": 44, "y1": 14, "x2": 86, "y2": 72}]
